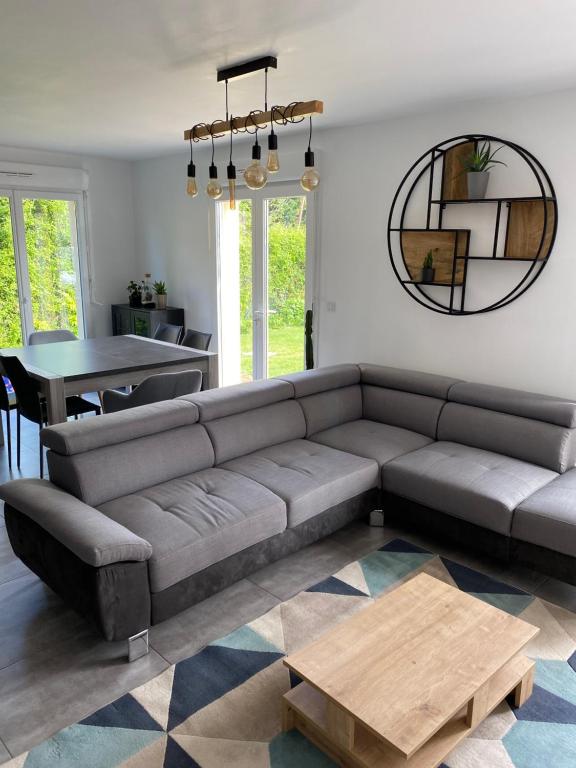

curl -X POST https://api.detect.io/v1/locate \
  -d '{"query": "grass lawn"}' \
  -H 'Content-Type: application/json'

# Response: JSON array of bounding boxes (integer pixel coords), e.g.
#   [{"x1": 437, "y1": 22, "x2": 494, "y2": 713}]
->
[{"x1": 241, "y1": 324, "x2": 304, "y2": 380}]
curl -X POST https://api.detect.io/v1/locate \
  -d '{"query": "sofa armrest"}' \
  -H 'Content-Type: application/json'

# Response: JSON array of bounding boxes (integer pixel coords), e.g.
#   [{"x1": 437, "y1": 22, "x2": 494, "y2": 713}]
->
[{"x1": 0, "y1": 479, "x2": 152, "y2": 567}]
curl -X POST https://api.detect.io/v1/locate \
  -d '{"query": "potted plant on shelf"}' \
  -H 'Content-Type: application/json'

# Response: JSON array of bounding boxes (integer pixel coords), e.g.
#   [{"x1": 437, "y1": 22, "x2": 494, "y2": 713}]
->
[
  {"x1": 421, "y1": 250, "x2": 436, "y2": 283},
  {"x1": 461, "y1": 142, "x2": 507, "y2": 199},
  {"x1": 154, "y1": 280, "x2": 168, "y2": 310},
  {"x1": 127, "y1": 280, "x2": 143, "y2": 307}
]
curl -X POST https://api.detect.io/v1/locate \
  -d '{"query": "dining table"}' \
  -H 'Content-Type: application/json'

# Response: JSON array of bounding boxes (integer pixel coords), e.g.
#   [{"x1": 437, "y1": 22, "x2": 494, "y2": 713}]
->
[{"x1": 0, "y1": 334, "x2": 218, "y2": 444}]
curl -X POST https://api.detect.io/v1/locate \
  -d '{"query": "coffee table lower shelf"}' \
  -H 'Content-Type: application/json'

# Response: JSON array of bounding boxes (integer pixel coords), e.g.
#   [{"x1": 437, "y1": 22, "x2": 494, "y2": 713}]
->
[{"x1": 282, "y1": 655, "x2": 534, "y2": 768}]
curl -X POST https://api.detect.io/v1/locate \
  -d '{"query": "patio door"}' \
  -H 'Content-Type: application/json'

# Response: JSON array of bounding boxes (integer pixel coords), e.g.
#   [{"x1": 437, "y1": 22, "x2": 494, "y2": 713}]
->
[
  {"x1": 0, "y1": 189, "x2": 86, "y2": 347},
  {"x1": 217, "y1": 183, "x2": 316, "y2": 385}
]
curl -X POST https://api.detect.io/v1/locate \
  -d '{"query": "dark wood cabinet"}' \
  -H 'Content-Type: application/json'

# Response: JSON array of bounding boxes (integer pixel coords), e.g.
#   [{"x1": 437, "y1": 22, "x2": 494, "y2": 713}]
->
[{"x1": 111, "y1": 304, "x2": 185, "y2": 339}]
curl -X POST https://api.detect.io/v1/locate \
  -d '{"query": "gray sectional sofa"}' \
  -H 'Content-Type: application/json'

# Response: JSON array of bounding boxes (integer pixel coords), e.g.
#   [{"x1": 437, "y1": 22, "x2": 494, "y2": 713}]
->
[{"x1": 1, "y1": 363, "x2": 576, "y2": 647}]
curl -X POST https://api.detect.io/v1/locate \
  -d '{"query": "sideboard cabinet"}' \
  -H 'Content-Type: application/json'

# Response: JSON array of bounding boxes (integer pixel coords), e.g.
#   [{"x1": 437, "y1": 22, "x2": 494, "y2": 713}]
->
[{"x1": 111, "y1": 304, "x2": 185, "y2": 339}]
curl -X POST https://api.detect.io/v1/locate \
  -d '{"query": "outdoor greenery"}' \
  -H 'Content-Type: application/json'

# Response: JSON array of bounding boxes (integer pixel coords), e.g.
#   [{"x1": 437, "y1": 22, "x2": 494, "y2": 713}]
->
[
  {"x1": 0, "y1": 196, "x2": 79, "y2": 348},
  {"x1": 239, "y1": 196, "x2": 307, "y2": 380}
]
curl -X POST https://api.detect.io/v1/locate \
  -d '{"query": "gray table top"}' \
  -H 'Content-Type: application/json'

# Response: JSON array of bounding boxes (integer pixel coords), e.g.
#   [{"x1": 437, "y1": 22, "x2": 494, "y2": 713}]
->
[{"x1": 0, "y1": 335, "x2": 213, "y2": 382}]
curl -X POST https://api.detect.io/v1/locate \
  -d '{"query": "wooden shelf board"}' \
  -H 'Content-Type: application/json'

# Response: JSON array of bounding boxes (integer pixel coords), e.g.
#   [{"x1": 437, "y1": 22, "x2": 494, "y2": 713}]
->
[{"x1": 284, "y1": 655, "x2": 534, "y2": 768}]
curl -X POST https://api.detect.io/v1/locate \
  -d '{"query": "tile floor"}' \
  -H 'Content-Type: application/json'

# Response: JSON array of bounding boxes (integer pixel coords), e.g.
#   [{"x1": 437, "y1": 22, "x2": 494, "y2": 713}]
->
[{"x1": 0, "y1": 408, "x2": 575, "y2": 760}]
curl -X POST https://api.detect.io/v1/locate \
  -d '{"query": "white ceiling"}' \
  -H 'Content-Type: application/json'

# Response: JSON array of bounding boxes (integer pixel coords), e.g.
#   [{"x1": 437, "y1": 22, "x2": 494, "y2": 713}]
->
[{"x1": 1, "y1": 0, "x2": 576, "y2": 159}]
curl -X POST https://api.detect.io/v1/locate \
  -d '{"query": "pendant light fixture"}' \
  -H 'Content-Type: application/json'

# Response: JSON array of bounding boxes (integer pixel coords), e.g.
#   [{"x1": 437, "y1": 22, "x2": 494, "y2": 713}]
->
[
  {"x1": 244, "y1": 132, "x2": 268, "y2": 190},
  {"x1": 186, "y1": 135, "x2": 198, "y2": 197},
  {"x1": 183, "y1": 56, "x2": 323, "y2": 200},
  {"x1": 206, "y1": 133, "x2": 223, "y2": 200},
  {"x1": 300, "y1": 117, "x2": 320, "y2": 192},
  {"x1": 227, "y1": 120, "x2": 237, "y2": 209}
]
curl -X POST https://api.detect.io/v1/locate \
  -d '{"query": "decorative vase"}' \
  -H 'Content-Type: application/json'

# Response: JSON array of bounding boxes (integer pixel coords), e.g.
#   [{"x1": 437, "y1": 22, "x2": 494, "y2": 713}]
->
[
  {"x1": 421, "y1": 267, "x2": 436, "y2": 284},
  {"x1": 155, "y1": 294, "x2": 167, "y2": 310},
  {"x1": 129, "y1": 294, "x2": 142, "y2": 307},
  {"x1": 467, "y1": 171, "x2": 490, "y2": 200}
]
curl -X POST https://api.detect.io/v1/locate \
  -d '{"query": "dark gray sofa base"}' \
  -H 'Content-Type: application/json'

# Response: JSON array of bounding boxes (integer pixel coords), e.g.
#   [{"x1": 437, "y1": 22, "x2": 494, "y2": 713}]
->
[
  {"x1": 4, "y1": 504, "x2": 151, "y2": 642},
  {"x1": 4, "y1": 489, "x2": 377, "y2": 640},
  {"x1": 384, "y1": 492, "x2": 576, "y2": 586}
]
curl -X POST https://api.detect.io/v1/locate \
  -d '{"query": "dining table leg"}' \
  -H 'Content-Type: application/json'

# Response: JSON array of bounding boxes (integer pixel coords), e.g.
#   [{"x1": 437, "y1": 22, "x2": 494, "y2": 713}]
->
[{"x1": 43, "y1": 376, "x2": 67, "y2": 425}]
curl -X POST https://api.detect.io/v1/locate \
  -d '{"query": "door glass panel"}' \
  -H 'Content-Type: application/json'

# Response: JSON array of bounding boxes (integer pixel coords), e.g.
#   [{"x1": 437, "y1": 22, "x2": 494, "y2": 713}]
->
[
  {"x1": 21, "y1": 197, "x2": 82, "y2": 335},
  {"x1": 218, "y1": 199, "x2": 253, "y2": 385},
  {"x1": 0, "y1": 196, "x2": 22, "y2": 347},
  {"x1": 266, "y1": 196, "x2": 307, "y2": 377}
]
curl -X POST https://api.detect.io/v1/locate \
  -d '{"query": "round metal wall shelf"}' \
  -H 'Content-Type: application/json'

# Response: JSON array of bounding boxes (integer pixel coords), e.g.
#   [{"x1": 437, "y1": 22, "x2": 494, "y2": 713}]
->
[{"x1": 387, "y1": 134, "x2": 557, "y2": 315}]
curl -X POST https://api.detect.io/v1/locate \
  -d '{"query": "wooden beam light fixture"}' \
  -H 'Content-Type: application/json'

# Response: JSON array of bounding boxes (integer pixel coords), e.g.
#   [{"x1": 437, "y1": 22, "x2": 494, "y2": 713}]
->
[{"x1": 185, "y1": 56, "x2": 323, "y2": 203}]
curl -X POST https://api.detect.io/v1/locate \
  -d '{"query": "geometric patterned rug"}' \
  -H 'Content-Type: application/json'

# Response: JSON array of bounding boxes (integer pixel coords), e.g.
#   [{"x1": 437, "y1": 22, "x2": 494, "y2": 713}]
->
[{"x1": 4, "y1": 538, "x2": 576, "y2": 768}]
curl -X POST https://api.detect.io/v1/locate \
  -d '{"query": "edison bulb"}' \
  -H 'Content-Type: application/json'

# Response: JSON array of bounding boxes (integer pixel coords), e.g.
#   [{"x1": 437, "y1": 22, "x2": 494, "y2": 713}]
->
[
  {"x1": 244, "y1": 160, "x2": 268, "y2": 190},
  {"x1": 206, "y1": 179, "x2": 223, "y2": 199},
  {"x1": 187, "y1": 177, "x2": 198, "y2": 197},
  {"x1": 267, "y1": 150, "x2": 280, "y2": 173},
  {"x1": 228, "y1": 179, "x2": 236, "y2": 210},
  {"x1": 300, "y1": 167, "x2": 320, "y2": 192}
]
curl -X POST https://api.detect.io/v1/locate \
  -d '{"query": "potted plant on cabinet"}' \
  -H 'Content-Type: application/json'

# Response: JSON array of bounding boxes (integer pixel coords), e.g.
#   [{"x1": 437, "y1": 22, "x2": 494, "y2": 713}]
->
[
  {"x1": 154, "y1": 280, "x2": 167, "y2": 310},
  {"x1": 127, "y1": 280, "x2": 143, "y2": 307},
  {"x1": 421, "y1": 250, "x2": 436, "y2": 283},
  {"x1": 461, "y1": 142, "x2": 507, "y2": 199}
]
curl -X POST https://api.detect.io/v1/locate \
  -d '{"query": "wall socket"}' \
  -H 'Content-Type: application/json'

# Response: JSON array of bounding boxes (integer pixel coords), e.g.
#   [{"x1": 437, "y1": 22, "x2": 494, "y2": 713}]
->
[{"x1": 326, "y1": 301, "x2": 337, "y2": 312}]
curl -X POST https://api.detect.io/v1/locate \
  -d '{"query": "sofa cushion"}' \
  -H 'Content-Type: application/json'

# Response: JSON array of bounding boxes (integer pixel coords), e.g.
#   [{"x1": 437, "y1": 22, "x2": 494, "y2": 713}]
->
[
  {"x1": 276, "y1": 364, "x2": 360, "y2": 397},
  {"x1": 362, "y1": 386, "x2": 445, "y2": 439},
  {"x1": 204, "y1": 400, "x2": 306, "y2": 464},
  {"x1": 310, "y1": 419, "x2": 432, "y2": 471},
  {"x1": 98, "y1": 468, "x2": 286, "y2": 592},
  {"x1": 222, "y1": 439, "x2": 379, "y2": 528},
  {"x1": 298, "y1": 386, "x2": 362, "y2": 436},
  {"x1": 181, "y1": 379, "x2": 293, "y2": 422},
  {"x1": 48, "y1": 423, "x2": 215, "y2": 507},
  {"x1": 42, "y1": 399, "x2": 199, "y2": 455},
  {"x1": 438, "y1": 402, "x2": 576, "y2": 473},
  {"x1": 383, "y1": 441, "x2": 557, "y2": 535},
  {"x1": 359, "y1": 364, "x2": 461, "y2": 399},
  {"x1": 448, "y1": 382, "x2": 576, "y2": 428},
  {"x1": 512, "y1": 469, "x2": 576, "y2": 557}
]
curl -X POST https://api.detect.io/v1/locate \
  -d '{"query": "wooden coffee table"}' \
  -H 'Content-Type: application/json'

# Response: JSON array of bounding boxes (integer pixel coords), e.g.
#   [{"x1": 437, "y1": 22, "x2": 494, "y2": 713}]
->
[{"x1": 282, "y1": 572, "x2": 538, "y2": 768}]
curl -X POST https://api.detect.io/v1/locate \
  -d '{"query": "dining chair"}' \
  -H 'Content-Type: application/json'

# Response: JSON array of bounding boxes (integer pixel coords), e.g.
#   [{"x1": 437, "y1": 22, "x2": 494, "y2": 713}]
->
[
  {"x1": 0, "y1": 376, "x2": 17, "y2": 470},
  {"x1": 1, "y1": 356, "x2": 101, "y2": 478},
  {"x1": 153, "y1": 322, "x2": 184, "y2": 345},
  {"x1": 102, "y1": 369, "x2": 202, "y2": 413},
  {"x1": 28, "y1": 329, "x2": 78, "y2": 345},
  {"x1": 180, "y1": 328, "x2": 212, "y2": 351}
]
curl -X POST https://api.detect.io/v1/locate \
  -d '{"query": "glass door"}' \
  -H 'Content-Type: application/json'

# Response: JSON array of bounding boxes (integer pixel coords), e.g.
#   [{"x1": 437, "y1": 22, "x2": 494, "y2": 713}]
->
[
  {"x1": 217, "y1": 183, "x2": 315, "y2": 385},
  {"x1": 0, "y1": 192, "x2": 24, "y2": 347},
  {"x1": 13, "y1": 192, "x2": 86, "y2": 339}
]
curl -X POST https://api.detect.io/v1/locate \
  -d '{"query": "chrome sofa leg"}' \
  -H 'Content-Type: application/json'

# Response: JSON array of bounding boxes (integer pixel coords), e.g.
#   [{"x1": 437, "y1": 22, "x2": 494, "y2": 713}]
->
[
  {"x1": 369, "y1": 509, "x2": 385, "y2": 527},
  {"x1": 128, "y1": 629, "x2": 149, "y2": 662}
]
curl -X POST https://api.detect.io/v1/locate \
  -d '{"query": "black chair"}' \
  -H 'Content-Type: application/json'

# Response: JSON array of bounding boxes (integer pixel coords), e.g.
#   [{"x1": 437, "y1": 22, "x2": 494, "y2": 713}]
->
[
  {"x1": 1, "y1": 356, "x2": 101, "y2": 478},
  {"x1": 180, "y1": 328, "x2": 212, "y2": 352},
  {"x1": 153, "y1": 322, "x2": 183, "y2": 345},
  {"x1": 0, "y1": 376, "x2": 17, "y2": 470}
]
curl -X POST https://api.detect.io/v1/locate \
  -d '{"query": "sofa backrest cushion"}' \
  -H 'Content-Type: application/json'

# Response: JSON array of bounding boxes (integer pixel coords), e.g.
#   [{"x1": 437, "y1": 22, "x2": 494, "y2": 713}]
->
[
  {"x1": 276, "y1": 364, "x2": 360, "y2": 397},
  {"x1": 181, "y1": 379, "x2": 293, "y2": 422},
  {"x1": 206, "y1": 400, "x2": 306, "y2": 464},
  {"x1": 299, "y1": 386, "x2": 363, "y2": 436},
  {"x1": 48, "y1": 424, "x2": 215, "y2": 507},
  {"x1": 360, "y1": 364, "x2": 461, "y2": 439},
  {"x1": 448, "y1": 382, "x2": 576, "y2": 428},
  {"x1": 41, "y1": 399, "x2": 199, "y2": 455},
  {"x1": 438, "y1": 403, "x2": 576, "y2": 473}
]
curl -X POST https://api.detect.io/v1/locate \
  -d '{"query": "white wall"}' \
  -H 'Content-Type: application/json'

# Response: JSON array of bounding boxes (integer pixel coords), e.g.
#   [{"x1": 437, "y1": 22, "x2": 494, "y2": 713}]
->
[
  {"x1": 0, "y1": 145, "x2": 137, "y2": 338},
  {"x1": 132, "y1": 87, "x2": 576, "y2": 398}
]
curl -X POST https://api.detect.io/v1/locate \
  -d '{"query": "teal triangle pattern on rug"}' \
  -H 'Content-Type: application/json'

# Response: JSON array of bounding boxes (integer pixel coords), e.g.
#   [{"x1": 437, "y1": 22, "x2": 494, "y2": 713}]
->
[
  {"x1": 359, "y1": 550, "x2": 434, "y2": 597},
  {"x1": 535, "y1": 659, "x2": 576, "y2": 708},
  {"x1": 306, "y1": 575, "x2": 369, "y2": 597},
  {"x1": 504, "y1": 721, "x2": 576, "y2": 768},
  {"x1": 269, "y1": 730, "x2": 337, "y2": 767},
  {"x1": 210, "y1": 624, "x2": 283, "y2": 655},
  {"x1": 469, "y1": 591, "x2": 534, "y2": 616},
  {"x1": 22, "y1": 723, "x2": 162, "y2": 768}
]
